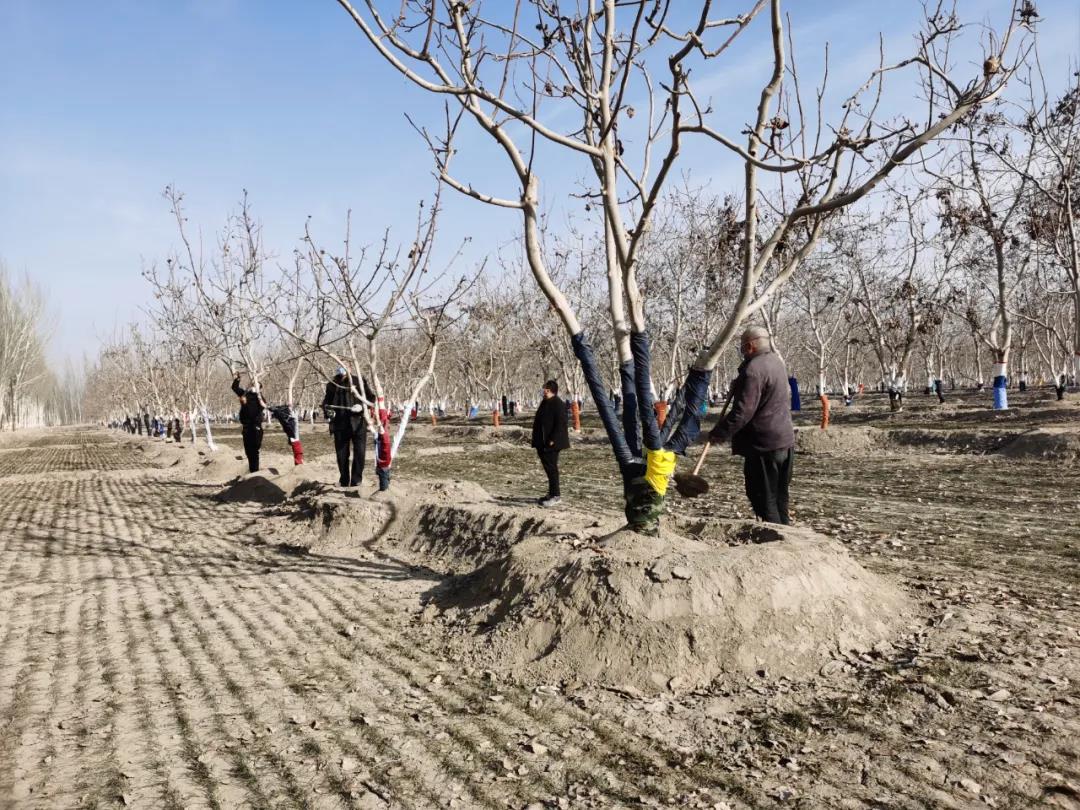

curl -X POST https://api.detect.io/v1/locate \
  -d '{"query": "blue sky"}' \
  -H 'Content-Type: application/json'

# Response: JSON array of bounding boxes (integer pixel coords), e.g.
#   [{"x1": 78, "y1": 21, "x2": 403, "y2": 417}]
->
[{"x1": 2, "y1": 0, "x2": 1077, "y2": 363}]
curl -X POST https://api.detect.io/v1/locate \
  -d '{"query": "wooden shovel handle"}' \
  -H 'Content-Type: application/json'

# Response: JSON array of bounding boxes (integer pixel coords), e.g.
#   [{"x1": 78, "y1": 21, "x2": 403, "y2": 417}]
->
[{"x1": 692, "y1": 442, "x2": 711, "y2": 476}]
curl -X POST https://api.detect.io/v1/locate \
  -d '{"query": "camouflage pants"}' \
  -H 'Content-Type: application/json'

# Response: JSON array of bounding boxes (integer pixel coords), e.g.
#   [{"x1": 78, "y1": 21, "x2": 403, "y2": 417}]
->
[{"x1": 624, "y1": 475, "x2": 665, "y2": 536}]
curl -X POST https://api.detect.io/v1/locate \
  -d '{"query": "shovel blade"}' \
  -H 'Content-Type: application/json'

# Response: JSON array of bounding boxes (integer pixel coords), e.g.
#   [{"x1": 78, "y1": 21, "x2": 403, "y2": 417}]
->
[{"x1": 673, "y1": 473, "x2": 710, "y2": 498}]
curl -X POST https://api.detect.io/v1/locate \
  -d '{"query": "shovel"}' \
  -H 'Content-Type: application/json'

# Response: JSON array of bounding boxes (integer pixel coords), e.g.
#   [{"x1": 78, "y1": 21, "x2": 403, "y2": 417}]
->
[
  {"x1": 673, "y1": 390, "x2": 733, "y2": 498},
  {"x1": 674, "y1": 442, "x2": 713, "y2": 497}
]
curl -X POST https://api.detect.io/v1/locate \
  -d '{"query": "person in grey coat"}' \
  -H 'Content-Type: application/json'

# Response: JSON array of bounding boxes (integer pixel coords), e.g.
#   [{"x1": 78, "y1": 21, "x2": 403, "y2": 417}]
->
[{"x1": 709, "y1": 326, "x2": 796, "y2": 524}]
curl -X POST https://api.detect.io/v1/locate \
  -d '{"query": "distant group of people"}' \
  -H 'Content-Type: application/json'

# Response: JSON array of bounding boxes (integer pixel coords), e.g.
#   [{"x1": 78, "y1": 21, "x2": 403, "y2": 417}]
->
[
  {"x1": 115, "y1": 328, "x2": 799, "y2": 526},
  {"x1": 117, "y1": 413, "x2": 182, "y2": 443}
]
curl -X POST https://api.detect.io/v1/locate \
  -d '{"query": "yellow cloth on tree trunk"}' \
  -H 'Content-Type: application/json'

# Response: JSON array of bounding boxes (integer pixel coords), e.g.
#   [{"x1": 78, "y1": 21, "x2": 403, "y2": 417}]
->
[{"x1": 644, "y1": 448, "x2": 677, "y2": 496}]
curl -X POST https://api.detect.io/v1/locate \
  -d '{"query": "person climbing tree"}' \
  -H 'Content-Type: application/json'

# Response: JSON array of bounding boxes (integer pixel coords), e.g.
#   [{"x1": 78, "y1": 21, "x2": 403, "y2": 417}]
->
[
  {"x1": 531, "y1": 379, "x2": 570, "y2": 507},
  {"x1": 231, "y1": 372, "x2": 266, "y2": 473},
  {"x1": 322, "y1": 366, "x2": 372, "y2": 488},
  {"x1": 708, "y1": 327, "x2": 796, "y2": 525}
]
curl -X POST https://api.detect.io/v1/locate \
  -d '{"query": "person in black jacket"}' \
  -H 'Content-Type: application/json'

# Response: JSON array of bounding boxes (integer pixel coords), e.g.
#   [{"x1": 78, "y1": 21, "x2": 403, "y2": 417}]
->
[
  {"x1": 709, "y1": 326, "x2": 796, "y2": 524},
  {"x1": 322, "y1": 366, "x2": 372, "y2": 488},
  {"x1": 232, "y1": 372, "x2": 266, "y2": 473},
  {"x1": 531, "y1": 379, "x2": 570, "y2": 507}
]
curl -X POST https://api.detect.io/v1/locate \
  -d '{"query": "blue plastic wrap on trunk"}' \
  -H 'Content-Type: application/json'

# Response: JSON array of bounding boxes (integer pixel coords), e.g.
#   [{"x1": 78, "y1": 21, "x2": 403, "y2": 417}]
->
[
  {"x1": 619, "y1": 360, "x2": 641, "y2": 459},
  {"x1": 629, "y1": 332, "x2": 661, "y2": 451},
  {"x1": 993, "y1": 375, "x2": 1008, "y2": 410},
  {"x1": 571, "y1": 331, "x2": 634, "y2": 470},
  {"x1": 662, "y1": 367, "x2": 713, "y2": 455},
  {"x1": 789, "y1": 377, "x2": 801, "y2": 411}
]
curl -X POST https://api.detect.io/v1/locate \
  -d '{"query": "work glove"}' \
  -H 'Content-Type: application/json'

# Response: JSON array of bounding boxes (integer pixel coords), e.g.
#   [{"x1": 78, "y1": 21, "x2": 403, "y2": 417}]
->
[
  {"x1": 708, "y1": 422, "x2": 729, "y2": 443},
  {"x1": 350, "y1": 404, "x2": 364, "y2": 414}
]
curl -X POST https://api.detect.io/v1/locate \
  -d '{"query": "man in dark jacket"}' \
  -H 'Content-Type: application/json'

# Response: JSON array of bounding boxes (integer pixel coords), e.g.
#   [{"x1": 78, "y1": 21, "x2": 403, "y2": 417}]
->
[
  {"x1": 232, "y1": 373, "x2": 266, "y2": 473},
  {"x1": 709, "y1": 327, "x2": 796, "y2": 524},
  {"x1": 322, "y1": 366, "x2": 372, "y2": 488},
  {"x1": 531, "y1": 379, "x2": 570, "y2": 507}
]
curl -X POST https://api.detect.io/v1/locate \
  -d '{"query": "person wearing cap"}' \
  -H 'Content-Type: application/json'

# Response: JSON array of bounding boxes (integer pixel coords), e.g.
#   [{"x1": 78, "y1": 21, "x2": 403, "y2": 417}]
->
[
  {"x1": 708, "y1": 326, "x2": 796, "y2": 524},
  {"x1": 322, "y1": 365, "x2": 373, "y2": 488},
  {"x1": 531, "y1": 379, "x2": 570, "y2": 507}
]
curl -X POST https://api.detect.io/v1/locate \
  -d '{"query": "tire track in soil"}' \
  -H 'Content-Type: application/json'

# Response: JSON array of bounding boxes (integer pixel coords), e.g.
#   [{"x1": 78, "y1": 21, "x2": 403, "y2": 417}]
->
[
  {"x1": 123, "y1": 480, "x2": 374, "y2": 808},
  {"x1": 0, "y1": 489, "x2": 74, "y2": 806},
  {"x1": 102, "y1": 479, "x2": 280, "y2": 810},
  {"x1": 88, "y1": 501, "x2": 178, "y2": 810},
  {"x1": 28, "y1": 494, "x2": 94, "y2": 809},
  {"x1": 0, "y1": 485, "x2": 41, "y2": 662},
  {"x1": 135, "y1": 486, "x2": 501, "y2": 808}
]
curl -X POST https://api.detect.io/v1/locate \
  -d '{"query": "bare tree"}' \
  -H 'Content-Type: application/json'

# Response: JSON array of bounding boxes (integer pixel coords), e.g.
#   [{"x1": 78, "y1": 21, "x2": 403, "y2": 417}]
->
[
  {"x1": 334, "y1": 0, "x2": 1031, "y2": 530},
  {"x1": 261, "y1": 191, "x2": 475, "y2": 489},
  {"x1": 935, "y1": 103, "x2": 1037, "y2": 409}
]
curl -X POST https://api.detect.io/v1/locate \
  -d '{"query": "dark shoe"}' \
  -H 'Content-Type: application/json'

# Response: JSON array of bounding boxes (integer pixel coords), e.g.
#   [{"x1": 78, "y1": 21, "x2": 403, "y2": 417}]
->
[{"x1": 540, "y1": 496, "x2": 561, "y2": 508}]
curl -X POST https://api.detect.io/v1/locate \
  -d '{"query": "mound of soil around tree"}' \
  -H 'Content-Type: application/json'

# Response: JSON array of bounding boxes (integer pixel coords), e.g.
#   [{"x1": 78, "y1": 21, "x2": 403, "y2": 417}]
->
[
  {"x1": 998, "y1": 427, "x2": 1080, "y2": 462},
  {"x1": 259, "y1": 483, "x2": 909, "y2": 692},
  {"x1": 215, "y1": 468, "x2": 326, "y2": 504}
]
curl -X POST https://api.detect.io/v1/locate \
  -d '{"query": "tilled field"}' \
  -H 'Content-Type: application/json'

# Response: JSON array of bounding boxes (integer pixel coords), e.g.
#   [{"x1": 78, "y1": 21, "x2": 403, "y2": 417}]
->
[
  {"x1": 0, "y1": 444, "x2": 157, "y2": 476},
  {"x1": 1, "y1": 418, "x2": 1078, "y2": 809}
]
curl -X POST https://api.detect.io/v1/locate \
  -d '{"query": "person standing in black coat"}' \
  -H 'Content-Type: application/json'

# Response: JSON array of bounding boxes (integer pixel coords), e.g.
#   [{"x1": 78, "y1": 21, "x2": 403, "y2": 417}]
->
[
  {"x1": 232, "y1": 373, "x2": 266, "y2": 473},
  {"x1": 531, "y1": 379, "x2": 570, "y2": 507},
  {"x1": 322, "y1": 366, "x2": 373, "y2": 488}
]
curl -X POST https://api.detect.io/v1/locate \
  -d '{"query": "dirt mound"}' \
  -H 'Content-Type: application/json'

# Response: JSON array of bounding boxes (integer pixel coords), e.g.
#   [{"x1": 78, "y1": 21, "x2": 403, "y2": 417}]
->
[
  {"x1": 270, "y1": 478, "x2": 496, "y2": 551},
  {"x1": 431, "y1": 523, "x2": 907, "y2": 691},
  {"x1": 411, "y1": 442, "x2": 517, "y2": 458},
  {"x1": 264, "y1": 484, "x2": 908, "y2": 692},
  {"x1": 796, "y1": 425, "x2": 1026, "y2": 456},
  {"x1": 435, "y1": 424, "x2": 530, "y2": 443},
  {"x1": 192, "y1": 455, "x2": 251, "y2": 483},
  {"x1": 215, "y1": 469, "x2": 326, "y2": 504},
  {"x1": 795, "y1": 425, "x2": 882, "y2": 455},
  {"x1": 885, "y1": 428, "x2": 1017, "y2": 455},
  {"x1": 998, "y1": 428, "x2": 1080, "y2": 462}
]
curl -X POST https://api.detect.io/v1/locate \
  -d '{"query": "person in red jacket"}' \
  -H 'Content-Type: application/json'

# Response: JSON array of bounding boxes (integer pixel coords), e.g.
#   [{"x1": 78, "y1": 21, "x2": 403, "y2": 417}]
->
[{"x1": 709, "y1": 326, "x2": 796, "y2": 524}]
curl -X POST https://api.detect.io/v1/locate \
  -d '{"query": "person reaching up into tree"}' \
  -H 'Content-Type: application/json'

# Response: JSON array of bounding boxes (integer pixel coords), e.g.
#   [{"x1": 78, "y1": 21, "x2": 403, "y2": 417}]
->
[
  {"x1": 231, "y1": 372, "x2": 266, "y2": 473},
  {"x1": 531, "y1": 379, "x2": 570, "y2": 507}
]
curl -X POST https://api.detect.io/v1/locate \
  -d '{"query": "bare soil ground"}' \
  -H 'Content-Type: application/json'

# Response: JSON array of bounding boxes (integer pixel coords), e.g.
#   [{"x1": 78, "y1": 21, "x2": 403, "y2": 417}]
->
[{"x1": 2, "y1": 389, "x2": 1079, "y2": 809}]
